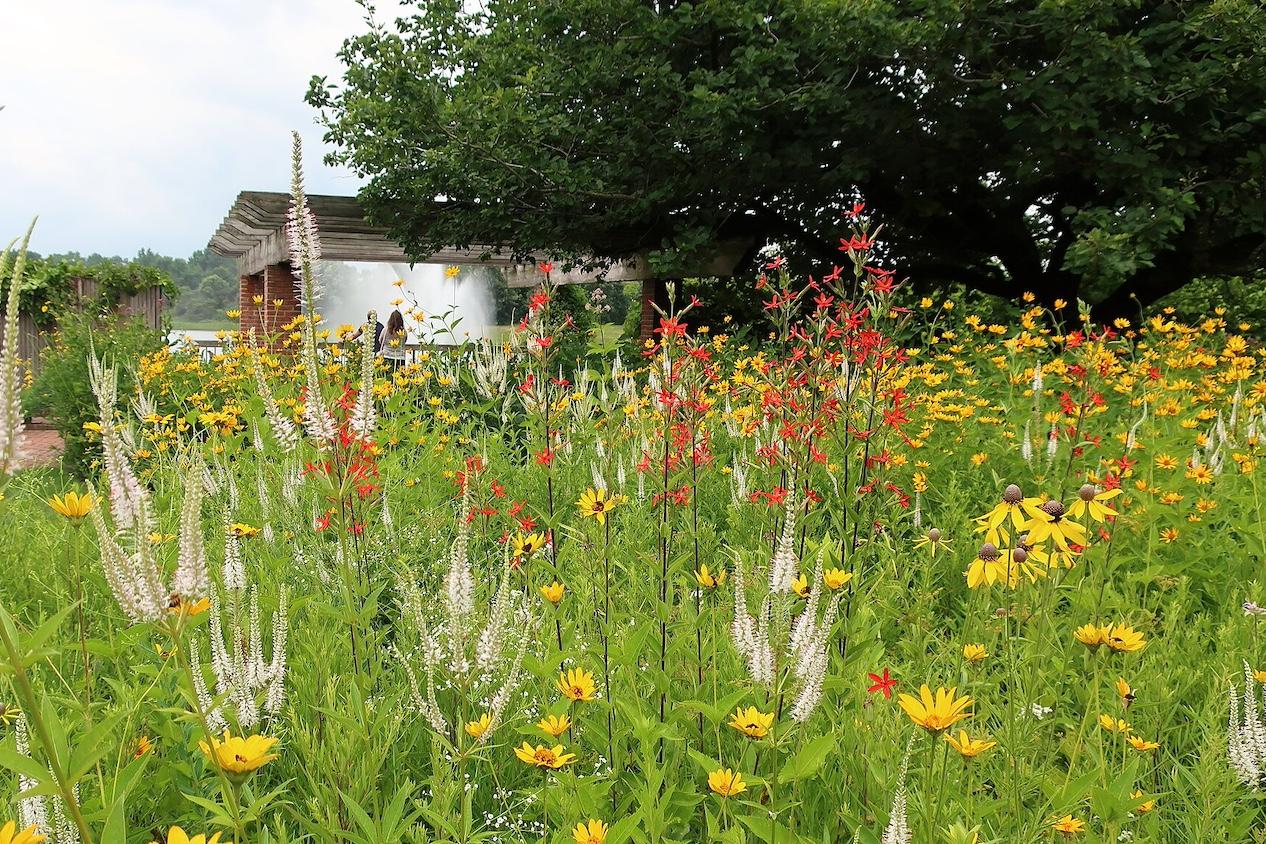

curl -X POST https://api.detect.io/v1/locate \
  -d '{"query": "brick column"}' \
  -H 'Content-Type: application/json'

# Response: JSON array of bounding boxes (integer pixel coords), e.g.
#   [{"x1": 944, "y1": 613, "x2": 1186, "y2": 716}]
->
[
  {"x1": 241, "y1": 262, "x2": 301, "y2": 347},
  {"x1": 638, "y1": 278, "x2": 669, "y2": 342}
]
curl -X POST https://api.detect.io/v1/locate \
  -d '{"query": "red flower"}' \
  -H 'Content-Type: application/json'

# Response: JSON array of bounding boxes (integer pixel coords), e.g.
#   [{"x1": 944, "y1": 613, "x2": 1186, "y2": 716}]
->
[
  {"x1": 867, "y1": 668, "x2": 897, "y2": 700},
  {"x1": 538, "y1": 261, "x2": 554, "y2": 274}
]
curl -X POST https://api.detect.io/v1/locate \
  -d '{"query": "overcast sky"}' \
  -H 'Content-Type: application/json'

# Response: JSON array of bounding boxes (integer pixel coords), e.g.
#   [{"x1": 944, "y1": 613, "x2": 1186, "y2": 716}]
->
[{"x1": 1, "y1": 0, "x2": 404, "y2": 259}]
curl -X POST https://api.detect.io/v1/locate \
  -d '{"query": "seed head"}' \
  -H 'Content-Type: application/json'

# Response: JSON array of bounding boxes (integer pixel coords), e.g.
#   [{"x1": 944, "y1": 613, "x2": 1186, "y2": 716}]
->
[
  {"x1": 1011, "y1": 547, "x2": 1028, "y2": 564},
  {"x1": 978, "y1": 543, "x2": 1000, "y2": 562},
  {"x1": 1078, "y1": 483, "x2": 1097, "y2": 501},
  {"x1": 1003, "y1": 484, "x2": 1023, "y2": 504},
  {"x1": 927, "y1": 528, "x2": 941, "y2": 543},
  {"x1": 1041, "y1": 499, "x2": 1065, "y2": 518}
]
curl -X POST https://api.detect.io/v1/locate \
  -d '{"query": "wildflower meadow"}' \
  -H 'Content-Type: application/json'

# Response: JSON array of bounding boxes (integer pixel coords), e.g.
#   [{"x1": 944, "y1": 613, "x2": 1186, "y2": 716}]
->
[{"x1": 5, "y1": 137, "x2": 1266, "y2": 844}]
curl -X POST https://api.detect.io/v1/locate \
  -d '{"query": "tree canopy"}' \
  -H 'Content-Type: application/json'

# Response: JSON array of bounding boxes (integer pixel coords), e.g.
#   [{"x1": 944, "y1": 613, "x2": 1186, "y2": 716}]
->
[{"x1": 308, "y1": 0, "x2": 1266, "y2": 318}]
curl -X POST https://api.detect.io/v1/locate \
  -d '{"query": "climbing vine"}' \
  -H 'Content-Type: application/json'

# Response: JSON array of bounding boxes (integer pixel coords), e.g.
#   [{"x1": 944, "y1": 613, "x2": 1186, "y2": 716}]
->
[{"x1": 0, "y1": 256, "x2": 178, "y2": 329}]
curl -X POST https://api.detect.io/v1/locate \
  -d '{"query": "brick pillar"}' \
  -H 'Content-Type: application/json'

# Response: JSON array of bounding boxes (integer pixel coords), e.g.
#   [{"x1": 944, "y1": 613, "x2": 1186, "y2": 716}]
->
[
  {"x1": 241, "y1": 262, "x2": 301, "y2": 347},
  {"x1": 638, "y1": 277, "x2": 669, "y2": 342}
]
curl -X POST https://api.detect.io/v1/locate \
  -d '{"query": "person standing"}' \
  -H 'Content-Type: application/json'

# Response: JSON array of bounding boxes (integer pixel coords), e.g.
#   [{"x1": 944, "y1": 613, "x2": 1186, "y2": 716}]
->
[
  {"x1": 350, "y1": 310, "x2": 385, "y2": 353},
  {"x1": 382, "y1": 309, "x2": 408, "y2": 370}
]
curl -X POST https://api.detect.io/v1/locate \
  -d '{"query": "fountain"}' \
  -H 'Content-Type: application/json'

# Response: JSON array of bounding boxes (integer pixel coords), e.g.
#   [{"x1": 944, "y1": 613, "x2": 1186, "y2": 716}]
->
[{"x1": 318, "y1": 260, "x2": 493, "y2": 343}]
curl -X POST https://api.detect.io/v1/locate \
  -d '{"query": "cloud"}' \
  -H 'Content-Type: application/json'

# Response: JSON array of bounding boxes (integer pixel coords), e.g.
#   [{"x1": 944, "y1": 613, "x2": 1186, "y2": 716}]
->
[{"x1": 0, "y1": 0, "x2": 402, "y2": 258}]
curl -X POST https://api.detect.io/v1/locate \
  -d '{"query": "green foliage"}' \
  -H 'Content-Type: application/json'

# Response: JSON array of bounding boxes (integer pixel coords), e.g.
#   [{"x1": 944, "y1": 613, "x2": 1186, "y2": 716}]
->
[
  {"x1": 1, "y1": 256, "x2": 177, "y2": 329},
  {"x1": 310, "y1": 0, "x2": 1266, "y2": 318},
  {"x1": 24, "y1": 312, "x2": 166, "y2": 478}
]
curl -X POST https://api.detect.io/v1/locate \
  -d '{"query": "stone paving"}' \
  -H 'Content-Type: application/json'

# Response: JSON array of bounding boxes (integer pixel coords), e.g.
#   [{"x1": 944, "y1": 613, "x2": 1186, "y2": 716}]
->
[{"x1": 15, "y1": 426, "x2": 64, "y2": 470}]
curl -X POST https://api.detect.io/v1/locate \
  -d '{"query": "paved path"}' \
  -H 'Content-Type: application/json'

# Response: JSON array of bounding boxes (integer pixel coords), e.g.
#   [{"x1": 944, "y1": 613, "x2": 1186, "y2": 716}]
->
[{"x1": 15, "y1": 426, "x2": 64, "y2": 470}]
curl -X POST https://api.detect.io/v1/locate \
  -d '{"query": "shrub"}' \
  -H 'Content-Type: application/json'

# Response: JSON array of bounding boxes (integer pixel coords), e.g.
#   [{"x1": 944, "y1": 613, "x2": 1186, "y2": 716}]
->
[{"x1": 24, "y1": 312, "x2": 166, "y2": 478}]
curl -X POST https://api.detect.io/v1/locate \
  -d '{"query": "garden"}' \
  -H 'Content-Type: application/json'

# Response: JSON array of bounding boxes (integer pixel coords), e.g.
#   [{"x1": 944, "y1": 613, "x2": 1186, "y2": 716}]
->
[{"x1": 2, "y1": 131, "x2": 1266, "y2": 843}]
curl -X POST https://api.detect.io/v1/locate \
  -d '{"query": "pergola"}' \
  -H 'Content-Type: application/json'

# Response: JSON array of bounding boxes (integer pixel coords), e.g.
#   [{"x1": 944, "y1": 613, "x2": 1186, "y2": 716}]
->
[{"x1": 208, "y1": 191, "x2": 746, "y2": 340}]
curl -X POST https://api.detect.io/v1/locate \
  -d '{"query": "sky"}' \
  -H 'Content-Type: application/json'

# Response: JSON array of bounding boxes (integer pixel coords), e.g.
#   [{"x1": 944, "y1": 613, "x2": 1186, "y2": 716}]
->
[{"x1": 1, "y1": 0, "x2": 406, "y2": 259}]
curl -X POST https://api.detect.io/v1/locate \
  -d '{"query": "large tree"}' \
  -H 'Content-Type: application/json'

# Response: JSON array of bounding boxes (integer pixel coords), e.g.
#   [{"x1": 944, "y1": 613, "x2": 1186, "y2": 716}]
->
[{"x1": 309, "y1": 0, "x2": 1266, "y2": 318}]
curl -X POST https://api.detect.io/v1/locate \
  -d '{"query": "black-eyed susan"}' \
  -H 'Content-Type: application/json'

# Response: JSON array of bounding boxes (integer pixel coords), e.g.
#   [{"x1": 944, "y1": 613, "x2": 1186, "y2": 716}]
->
[
  {"x1": 133, "y1": 735, "x2": 154, "y2": 758},
  {"x1": 513, "y1": 531, "x2": 547, "y2": 560},
  {"x1": 149, "y1": 828, "x2": 222, "y2": 844},
  {"x1": 464, "y1": 713, "x2": 493, "y2": 739},
  {"x1": 913, "y1": 527, "x2": 951, "y2": 558},
  {"x1": 823, "y1": 568, "x2": 853, "y2": 590},
  {"x1": 707, "y1": 767, "x2": 747, "y2": 798},
  {"x1": 47, "y1": 490, "x2": 95, "y2": 521},
  {"x1": 944, "y1": 730, "x2": 996, "y2": 758},
  {"x1": 167, "y1": 595, "x2": 210, "y2": 618},
  {"x1": 695, "y1": 564, "x2": 726, "y2": 589},
  {"x1": 1074, "y1": 623, "x2": 1109, "y2": 649},
  {"x1": 727, "y1": 706, "x2": 773, "y2": 739},
  {"x1": 791, "y1": 573, "x2": 810, "y2": 598},
  {"x1": 228, "y1": 523, "x2": 260, "y2": 538},
  {"x1": 1098, "y1": 715, "x2": 1131, "y2": 734},
  {"x1": 198, "y1": 730, "x2": 278, "y2": 780},
  {"x1": 962, "y1": 643, "x2": 988, "y2": 663},
  {"x1": 977, "y1": 485, "x2": 1033, "y2": 542},
  {"x1": 0, "y1": 821, "x2": 44, "y2": 844},
  {"x1": 513, "y1": 742, "x2": 577, "y2": 769},
  {"x1": 897, "y1": 685, "x2": 973, "y2": 734},
  {"x1": 576, "y1": 488, "x2": 618, "y2": 524},
  {"x1": 1050, "y1": 815, "x2": 1085, "y2": 835},
  {"x1": 1127, "y1": 735, "x2": 1160, "y2": 752},
  {"x1": 1105, "y1": 623, "x2": 1147, "y2": 653},
  {"x1": 540, "y1": 581, "x2": 566, "y2": 605},
  {"x1": 537, "y1": 713, "x2": 571, "y2": 738},
  {"x1": 1115, "y1": 678, "x2": 1135, "y2": 709},
  {"x1": 557, "y1": 668, "x2": 597, "y2": 702},
  {"x1": 572, "y1": 819, "x2": 608, "y2": 844}
]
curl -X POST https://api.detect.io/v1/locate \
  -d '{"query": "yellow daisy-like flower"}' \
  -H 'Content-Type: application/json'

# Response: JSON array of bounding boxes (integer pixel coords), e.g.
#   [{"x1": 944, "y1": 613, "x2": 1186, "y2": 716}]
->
[
  {"x1": 1115, "y1": 677, "x2": 1135, "y2": 708},
  {"x1": 1127, "y1": 735, "x2": 1160, "y2": 752},
  {"x1": 1105, "y1": 623, "x2": 1147, "y2": 653},
  {"x1": 1068, "y1": 485, "x2": 1121, "y2": 523},
  {"x1": 695, "y1": 564, "x2": 726, "y2": 589},
  {"x1": 1074, "y1": 623, "x2": 1110, "y2": 649},
  {"x1": 198, "y1": 730, "x2": 278, "y2": 778},
  {"x1": 47, "y1": 490, "x2": 95, "y2": 521},
  {"x1": 576, "y1": 488, "x2": 618, "y2": 524},
  {"x1": 823, "y1": 568, "x2": 853, "y2": 590},
  {"x1": 1021, "y1": 499, "x2": 1088, "y2": 552},
  {"x1": 133, "y1": 735, "x2": 154, "y2": 758},
  {"x1": 557, "y1": 668, "x2": 597, "y2": 702},
  {"x1": 0, "y1": 821, "x2": 45, "y2": 844},
  {"x1": 228, "y1": 523, "x2": 260, "y2": 538},
  {"x1": 962, "y1": 643, "x2": 988, "y2": 663},
  {"x1": 464, "y1": 713, "x2": 493, "y2": 739},
  {"x1": 537, "y1": 713, "x2": 572, "y2": 738},
  {"x1": 513, "y1": 531, "x2": 547, "y2": 560},
  {"x1": 1131, "y1": 790, "x2": 1155, "y2": 813},
  {"x1": 1050, "y1": 815, "x2": 1085, "y2": 835},
  {"x1": 944, "y1": 730, "x2": 996, "y2": 758},
  {"x1": 1098, "y1": 714, "x2": 1131, "y2": 734},
  {"x1": 168, "y1": 595, "x2": 210, "y2": 618},
  {"x1": 791, "y1": 572, "x2": 810, "y2": 598},
  {"x1": 727, "y1": 706, "x2": 774, "y2": 739},
  {"x1": 572, "y1": 819, "x2": 607, "y2": 844},
  {"x1": 707, "y1": 767, "x2": 747, "y2": 798},
  {"x1": 897, "y1": 685, "x2": 973, "y2": 733},
  {"x1": 149, "y1": 827, "x2": 222, "y2": 844},
  {"x1": 540, "y1": 581, "x2": 566, "y2": 605},
  {"x1": 513, "y1": 742, "x2": 577, "y2": 769}
]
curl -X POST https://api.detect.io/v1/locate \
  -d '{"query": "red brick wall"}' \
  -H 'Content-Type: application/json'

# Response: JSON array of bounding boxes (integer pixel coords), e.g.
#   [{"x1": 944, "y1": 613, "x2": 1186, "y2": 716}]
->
[
  {"x1": 240, "y1": 261, "x2": 300, "y2": 346},
  {"x1": 639, "y1": 278, "x2": 668, "y2": 341}
]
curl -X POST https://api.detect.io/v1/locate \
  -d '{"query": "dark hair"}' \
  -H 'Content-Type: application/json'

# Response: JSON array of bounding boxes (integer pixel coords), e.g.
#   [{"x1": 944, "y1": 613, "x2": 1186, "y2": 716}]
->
[{"x1": 386, "y1": 309, "x2": 405, "y2": 337}]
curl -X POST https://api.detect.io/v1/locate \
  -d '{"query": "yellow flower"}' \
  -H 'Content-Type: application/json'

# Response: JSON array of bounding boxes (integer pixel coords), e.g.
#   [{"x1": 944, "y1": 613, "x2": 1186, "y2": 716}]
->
[
  {"x1": 1105, "y1": 623, "x2": 1147, "y2": 653},
  {"x1": 228, "y1": 523, "x2": 260, "y2": 538},
  {"x1": 1067, "y1": 485, "x2": 1121, "y2": 523},
  {"x1": 464, "y1": 713, "x2": 493, "y2": 739},
  {"x1": 149, "y1": 827, "x2": 222, "y2": 844},
  {"x1": 1021, "y1": 499, "x2": 1087, "y2": 552},
  {"x1": 727, "y1": 706, "x2": 774, "y2": 739},
  {"x1": 1131, "y1": 790, "x2": 1155, "y2": 813},
  {"x1": 1098, "y1": 714, "x2": 1131, "y2": 734},
  {"x1": 1127, "y1": 735, "x2": 1160, "y2": 752},
  {"x1": 695, "y1": 564, "x2": 727, "y2": 589},
  {"x1": 897, "y1": 685, "x2": 973, "y2": 733},
  {"x1": 707, "y1": 767, "x2": 747, "y2": 798},
  {"x1": 540, "y1": 581, "x2": 566, "y2": 605},
  {"x1": 1115, "y1": 678, "x2": 1135, "y2": 708},
  {"x1": 962, "y1": 643, "x2": 988, "y2": 663},
  {"x1": 944, "y1": 730, "x2": 996, "y2": 758},
  {"x1": 513, "y1": 742, "x2": 577, "y2": 769},
  {"x1": 168, "y1": 596, "x2": 210, "y2": 618},
  {"x1": 445, "y1": 266, "x2": 462, "y2": 278},
  {"x1": 572, "y1": 819, "x2": 607, "y2": 844},
  {"x1": 198, "y1": 730, "x2": 278, "y2": 778},
  {"x1": 513, "y1": 531, "x2": 547, "y2": 559},
  {"x1": 791, "y1": 572, "x2": 810, "y2": 598},
  {"x1": 1255, "y1": 670, "x2": 1266, "y2": 684},
  {"x1": 133, "y1": 735, "x2": 154, "y2": 758},
  {"x1": 577, "y1": 488, "x2": 619, "y2": 524},
  {"x1": 823, "y1": 568, "x2": 853, "y2": 590},
  {"x1": 1050, "y1": 815, "x2": 1084, "y2": 835},
  {"x1": 1074, "y1": 623, "x2": 1109, "y2": 649},
  {"x1": 557, "y1": 668, "x2": 597, "y2": 702},
  {"x1": 47, "y1": 490, "x2": 95, "y2": 521},
  {"x1": 537, "y1": 713, "x2": 572, "y2": 738},
  {"x1": 0, "y1": 821, "x2": 45, "y2": 844}
]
